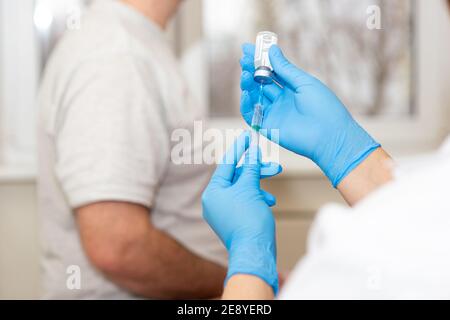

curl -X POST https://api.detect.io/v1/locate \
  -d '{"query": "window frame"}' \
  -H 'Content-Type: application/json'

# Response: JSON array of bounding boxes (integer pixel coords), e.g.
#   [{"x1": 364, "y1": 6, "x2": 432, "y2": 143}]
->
[{"x1": 0, "y1": 0, "x2": 40, "y2": 176}]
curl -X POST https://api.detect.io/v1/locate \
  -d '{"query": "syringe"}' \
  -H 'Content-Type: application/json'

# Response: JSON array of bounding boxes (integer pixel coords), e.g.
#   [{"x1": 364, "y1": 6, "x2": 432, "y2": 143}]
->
[
  {"x1": 251, "y1": 31, "x2": 277, "y2": 149},
  {"x1": 250, "y1": 84, "x2": 264, "y2": 148}
]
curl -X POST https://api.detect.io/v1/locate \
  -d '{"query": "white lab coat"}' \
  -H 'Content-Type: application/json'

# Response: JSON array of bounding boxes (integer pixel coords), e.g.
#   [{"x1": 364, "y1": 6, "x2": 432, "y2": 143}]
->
[{"x1": 279, "y1": 135, "x2": 450, "y2": 300}]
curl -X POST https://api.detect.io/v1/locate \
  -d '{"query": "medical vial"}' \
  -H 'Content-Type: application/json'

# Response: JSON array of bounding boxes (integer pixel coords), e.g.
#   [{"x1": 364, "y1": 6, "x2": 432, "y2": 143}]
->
[{"x1": 254, "y1": 31, "x2": 278, "y2": 84}]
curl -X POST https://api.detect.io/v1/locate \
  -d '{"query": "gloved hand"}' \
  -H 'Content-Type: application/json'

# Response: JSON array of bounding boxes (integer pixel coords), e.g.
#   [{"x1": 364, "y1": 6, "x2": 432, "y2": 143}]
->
[
  {"x1": 240, "y1": 44, "x2": 381, "y2": 187},
  {"x1": 202, "y1": 131, "x2": 279, "y2": 294}
]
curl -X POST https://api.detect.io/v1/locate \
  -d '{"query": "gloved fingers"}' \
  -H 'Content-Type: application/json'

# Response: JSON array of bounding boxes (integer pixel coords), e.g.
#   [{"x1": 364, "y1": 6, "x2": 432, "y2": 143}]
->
[
  {"x1": 240, "y1": 91, "x2": 255, "y2": 125},
  {"x1": 261, "y1": 189, "x2": 277, "y2": 207},
  {"x1": 246, "y1": 84, "x2": 261, "y2": 103},
  {"x1": 255, "y1": 103, "x2": 283, "y2": 143},
  {"x1": 262, "y1": 82, "x2": 283, "y2": 102},
  {"x1": 243, "y1": 139, "x2": 261, "y2": 166},
  {"x1": 241, "y1": 71, "x2": 282, "y2": 102},
  {"x1": 240, "y1": 91, "x2": 274, "y2": 132},
  {"x1": 240, "y1": 54, "x2": 255, "y2": 73},
  {"x1": 212, "y1": 131, "x2": 251, "y2": 183},
  {"x1": 272, "y1": 73, "x2": 288, "y2": 89},
  {"x1": 242, "y1": 43, "x2": 255, "y2": 57},
  {"x1": 233, "y1": 162, "x2": 282, "y2": 183},
  {"x1": 238, "y1": 142, "x2": 262, "y2": 186},
  {"x1": 248, "y1": 86, "x2": 273, "y2": 107},
  {"x1": 261, "y1": 162, "x2": 283, "y2": 178},
  {"x1": 240, "y1": 70, "x2": 258, "y2": 91},
  {"x1": 269, "y1": 45, "x2": 316, "y2": 93},
  {"x1": 241, "y1": 72, "x2": 275, "y2": 108}
]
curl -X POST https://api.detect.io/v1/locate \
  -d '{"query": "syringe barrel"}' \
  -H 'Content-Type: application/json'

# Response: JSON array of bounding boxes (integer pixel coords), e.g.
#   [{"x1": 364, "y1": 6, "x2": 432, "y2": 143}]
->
[{"x1": 251, "y1": 103, "x2": 264, "y2": 132}]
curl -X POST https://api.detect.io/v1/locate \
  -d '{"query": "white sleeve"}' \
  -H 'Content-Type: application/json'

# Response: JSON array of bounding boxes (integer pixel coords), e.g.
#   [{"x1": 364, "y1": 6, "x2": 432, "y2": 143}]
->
[
  {"x1": 278, "y1": 157, "x2": 450, "y2": 299},
  {"x1": 278, "y1": 204, "x2": 366, "y2": 300},
  {"x1": 54, "y1": 53, "x2": 169, "y2": 209}
]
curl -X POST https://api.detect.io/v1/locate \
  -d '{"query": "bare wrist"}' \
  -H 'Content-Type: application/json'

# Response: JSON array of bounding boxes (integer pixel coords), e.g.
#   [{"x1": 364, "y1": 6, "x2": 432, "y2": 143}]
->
[{"x1": 337, "y1": 147, "x2": 393, "y2": 205}]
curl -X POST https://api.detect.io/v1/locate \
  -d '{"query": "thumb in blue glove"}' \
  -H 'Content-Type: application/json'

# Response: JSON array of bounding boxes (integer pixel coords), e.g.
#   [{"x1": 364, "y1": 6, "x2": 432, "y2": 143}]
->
[
  {"x1": 202, "y1": 131, "x2": 279, "y2": 294},
  {"x1": 240, "y1": 44, "x2": 381, "y2": 187}
]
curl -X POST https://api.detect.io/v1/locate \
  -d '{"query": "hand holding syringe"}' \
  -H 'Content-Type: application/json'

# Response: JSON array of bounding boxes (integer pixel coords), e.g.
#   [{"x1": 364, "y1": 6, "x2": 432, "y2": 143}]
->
[{"x1": 241, "y1": 35, "x2": 381, "y2": 187}]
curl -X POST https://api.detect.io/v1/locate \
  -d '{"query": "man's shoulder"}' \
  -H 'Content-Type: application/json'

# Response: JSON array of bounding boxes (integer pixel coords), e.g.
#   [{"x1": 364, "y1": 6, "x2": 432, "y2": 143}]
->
[
  {"x1": 47, "y1": 8, "x2": 158, "y2": 78},
  {"x1": 40, "y1": 17, "x2": 158, "y2": 109}
]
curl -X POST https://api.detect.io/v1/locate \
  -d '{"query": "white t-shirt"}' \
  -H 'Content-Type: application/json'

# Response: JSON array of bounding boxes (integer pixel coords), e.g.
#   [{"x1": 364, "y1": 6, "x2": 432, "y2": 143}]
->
[
  {"x1": 280, "y1": 136, "x2": 450, "y2": 299},
  {"x1": 37, "y1": 0, "x2": 226, "y2": 299}
]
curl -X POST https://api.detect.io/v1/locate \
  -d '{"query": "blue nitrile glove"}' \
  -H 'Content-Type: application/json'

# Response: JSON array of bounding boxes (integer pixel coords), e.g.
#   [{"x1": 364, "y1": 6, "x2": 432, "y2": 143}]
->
[
  {"x1": 202, "y1": 131, "x2": 279, "y2": 294},
  {"x1": 240, "y1": 44, "x2": 381, "y2": 187}
]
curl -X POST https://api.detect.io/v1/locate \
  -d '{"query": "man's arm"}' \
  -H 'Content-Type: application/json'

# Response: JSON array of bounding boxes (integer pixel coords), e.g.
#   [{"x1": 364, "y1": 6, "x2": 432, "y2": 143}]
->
[
  {"x1": 336, "y1": 147, "x2": 393, "y2": 206},
  {"x1": 76, "y1": 201, "x2": 226, "y2": 299}
]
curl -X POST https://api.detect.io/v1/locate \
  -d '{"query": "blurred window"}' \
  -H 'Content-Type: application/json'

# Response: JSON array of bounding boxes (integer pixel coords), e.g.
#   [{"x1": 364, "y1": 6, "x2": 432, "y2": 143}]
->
[
  {"x1": 203, "y1": 0, "x2": 415, "y2": 118},
  {"x1": 0, "y1": 0, "x2": 89, "y2": 169}
]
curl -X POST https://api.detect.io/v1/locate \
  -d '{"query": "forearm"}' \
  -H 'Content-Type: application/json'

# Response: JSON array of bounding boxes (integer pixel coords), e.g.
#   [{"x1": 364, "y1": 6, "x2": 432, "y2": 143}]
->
[
  {"x1": 104, "y1": 227, "x2": 226, "y2": 299},
  {"x1": 77, "y1": 202, "x2": 226, "y2": 299},
  {"x1": 337, "y1": 147, "x2": 393, "y2": 206},
  {"x1": 222, "y1": 275, "x2": 274, "y2": 300}
]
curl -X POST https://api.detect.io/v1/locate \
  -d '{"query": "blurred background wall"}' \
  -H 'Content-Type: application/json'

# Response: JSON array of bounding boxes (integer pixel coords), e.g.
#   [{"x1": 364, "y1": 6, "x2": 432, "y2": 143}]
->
[{"x1": 0, "y1": 0, "x2": 449, "y2": 299}]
